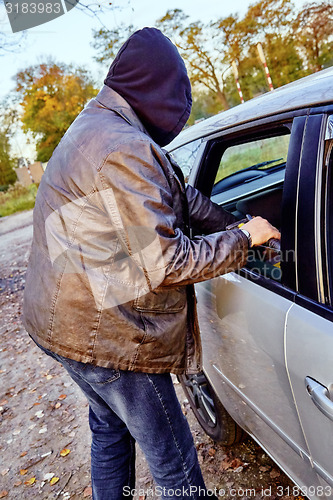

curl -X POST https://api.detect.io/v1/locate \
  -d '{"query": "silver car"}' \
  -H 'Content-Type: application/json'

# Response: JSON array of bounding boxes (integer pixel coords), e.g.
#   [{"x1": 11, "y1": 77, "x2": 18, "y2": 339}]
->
[{"x1": 166, "y1": 67, "x2": 333, "y2": 499}]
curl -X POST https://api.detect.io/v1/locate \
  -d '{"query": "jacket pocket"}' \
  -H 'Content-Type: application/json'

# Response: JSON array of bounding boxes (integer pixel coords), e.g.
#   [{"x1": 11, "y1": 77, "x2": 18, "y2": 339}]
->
[{"x1": 133, "y1": 287, "x2": 187, "y2": 313}]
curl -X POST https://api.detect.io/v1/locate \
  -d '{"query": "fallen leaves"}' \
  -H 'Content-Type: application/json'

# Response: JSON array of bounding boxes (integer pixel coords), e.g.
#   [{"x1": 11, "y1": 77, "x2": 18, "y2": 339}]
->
[
  {"x1": 43, "y1": 473, "x2": 55, "y2": 481},
  {"x1": 208, "y1": 447, "x2": 216, "y2": 457},
  {"x1": 50, "y1": 476, "x2": 60, "y2": 485},
  {"x1": 83, "y1": 486, "x2": 92, "y2": 497},
  {"x1": 20, "y1": 469, "x2": 28, "y2": 476},
  {"x1": 60, "y1": 448, "x2": 71, "y2": 457},
  {"x1": 220, "y1": 456, "x2": 246, "y2": 472},
  {"x1": 24, "y1": 477, "x2": 36, "y2": 486},
  {"x1": 58, "y1": 394, "x2": 67, "y2": 400},
  {"x1": 0, "y1": 491, "x2": 8, "y2": 498},
  {"x1": 270, "y1": 468, "x2": 281, "y2": 479}
]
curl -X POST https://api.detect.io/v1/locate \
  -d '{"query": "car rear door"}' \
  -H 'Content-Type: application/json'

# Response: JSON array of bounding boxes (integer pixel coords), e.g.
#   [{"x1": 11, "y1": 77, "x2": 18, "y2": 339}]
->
[{"x1": 285, "y1": 113, "x2": 333, "y2": 493}]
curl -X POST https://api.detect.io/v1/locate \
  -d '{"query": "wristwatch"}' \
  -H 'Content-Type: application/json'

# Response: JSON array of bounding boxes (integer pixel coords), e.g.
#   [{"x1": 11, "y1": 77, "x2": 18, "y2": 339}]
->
[{"x1": 240, "y1": 228, "x2": 253, "y2": 248}]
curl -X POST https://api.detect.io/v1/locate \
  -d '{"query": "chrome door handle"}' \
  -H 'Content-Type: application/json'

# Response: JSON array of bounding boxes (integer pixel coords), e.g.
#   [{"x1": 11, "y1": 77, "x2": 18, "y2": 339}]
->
[{"x1": 305, "y1": 377, "x2": 333, "y2": 422}]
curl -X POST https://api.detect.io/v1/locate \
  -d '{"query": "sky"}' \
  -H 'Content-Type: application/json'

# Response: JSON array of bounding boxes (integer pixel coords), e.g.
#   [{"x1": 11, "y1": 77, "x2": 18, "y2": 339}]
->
[
  {"x1": 0, "y1": 0, "x2": 308, "y2": 99},
  {"x1": 1, "y1": 0, "x2": 307, "y2": 159}
]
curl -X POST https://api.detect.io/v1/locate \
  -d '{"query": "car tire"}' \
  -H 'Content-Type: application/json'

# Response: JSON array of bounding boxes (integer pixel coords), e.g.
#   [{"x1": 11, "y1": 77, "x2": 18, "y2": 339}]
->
[{"x1": 178, "y1": 371, "x2": 245, "y2": 445}]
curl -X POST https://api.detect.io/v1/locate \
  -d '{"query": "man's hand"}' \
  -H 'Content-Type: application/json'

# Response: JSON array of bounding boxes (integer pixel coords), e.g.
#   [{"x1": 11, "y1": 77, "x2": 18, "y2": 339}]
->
[{"x1": 241, "y1": 216, "x2": 281, "y2": 247}]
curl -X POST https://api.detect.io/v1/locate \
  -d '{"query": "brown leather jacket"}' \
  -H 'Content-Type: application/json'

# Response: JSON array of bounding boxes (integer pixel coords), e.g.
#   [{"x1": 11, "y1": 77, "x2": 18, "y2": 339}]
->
[{"x1": 23, "y1": 86, "x2": 248, "y2": 374}]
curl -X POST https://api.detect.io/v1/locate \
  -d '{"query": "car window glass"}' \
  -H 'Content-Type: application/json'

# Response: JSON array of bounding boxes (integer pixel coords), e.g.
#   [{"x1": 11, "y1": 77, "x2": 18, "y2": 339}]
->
[
  {"x1": 170, "y1": 139, "x2": 202, "y2": 182},
  {"x1": 214, "y1": 131, "x2": 291, "y2": 283},
  {"x1": 215, "y1": 134, "x2": 290, "y2": 188}
]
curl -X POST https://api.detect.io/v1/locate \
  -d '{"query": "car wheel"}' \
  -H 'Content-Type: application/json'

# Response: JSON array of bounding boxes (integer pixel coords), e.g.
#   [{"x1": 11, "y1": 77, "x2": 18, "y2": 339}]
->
[{"x1": 178, "y1": 372, "x2": 245, "y2": 445}]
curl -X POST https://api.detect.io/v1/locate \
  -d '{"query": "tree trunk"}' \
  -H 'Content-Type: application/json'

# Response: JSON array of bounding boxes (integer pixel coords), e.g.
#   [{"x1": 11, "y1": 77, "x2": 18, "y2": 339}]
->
[{"x1": 216, "y1": 89, "x2": 230, "y2": 110}]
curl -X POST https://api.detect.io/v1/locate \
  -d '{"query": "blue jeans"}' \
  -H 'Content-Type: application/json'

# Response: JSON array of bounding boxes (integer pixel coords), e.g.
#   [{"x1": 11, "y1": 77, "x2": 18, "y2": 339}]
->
[{"x1": 36, "y1": 343, "x2": 212, "y2": 500}]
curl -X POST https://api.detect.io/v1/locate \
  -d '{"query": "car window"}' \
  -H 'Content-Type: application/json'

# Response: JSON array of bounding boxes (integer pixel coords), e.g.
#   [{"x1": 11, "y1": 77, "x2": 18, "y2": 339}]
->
[
  {"x1": 214, "y1": 134, "x2": 290, "y2": 194},
  {"x1": 212, "y1": 130, "x2": 291, "y2": 283},
  {"x1": 170, "y1": 139, "x2": 202, "y2": 182}
]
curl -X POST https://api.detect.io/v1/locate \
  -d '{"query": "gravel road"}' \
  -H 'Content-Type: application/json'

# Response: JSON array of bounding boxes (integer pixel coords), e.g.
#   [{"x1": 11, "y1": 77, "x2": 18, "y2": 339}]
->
[{"x1": 0, "y1": 210, "x2": 303, "y2": 500}]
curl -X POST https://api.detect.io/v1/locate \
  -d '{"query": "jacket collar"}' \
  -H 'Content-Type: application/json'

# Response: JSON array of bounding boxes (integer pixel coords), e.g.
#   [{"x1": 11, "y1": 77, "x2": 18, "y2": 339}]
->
[{"x1": 95, "y1": 85, "x2": 149, "y2": 136}]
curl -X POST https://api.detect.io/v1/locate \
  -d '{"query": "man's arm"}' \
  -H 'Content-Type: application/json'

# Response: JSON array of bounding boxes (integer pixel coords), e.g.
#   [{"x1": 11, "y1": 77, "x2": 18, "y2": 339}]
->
[
  {"x1": 99, "y1": 139, "x2": 249, "y2": 289},
  {"x1": 186, "y1": 184, "x2": 237, "y2": 235}
]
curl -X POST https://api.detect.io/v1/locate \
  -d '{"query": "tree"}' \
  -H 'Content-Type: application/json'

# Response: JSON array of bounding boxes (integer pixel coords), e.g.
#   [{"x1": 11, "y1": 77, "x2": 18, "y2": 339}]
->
[
  {"x1": 294, "y1": 1, "x2": 333, "y2": 72},
  {"x1": 215, "y1": 0, "x2": 305, "y2": 99},
  {"x1": 214, "y1": 14, "x2": 264, "y2": 102},
  {"x1": 92, "y1": 24, "x2": 135, "y2": 64},
  {"x1": 92, "y1": 1, "x2": 333, "y2": 120},
  {"x1": 0, "y1": 116, "x2": 16, "y2": 188},
  {"x1": 16, "y1": 62, "x2": 97, "y2": 162},
  {"x1": 92, "y1": 11, "x2": 232, "y2": 111},
  {"x1": 0, "y1": 136, "x2": 16, "y2": 187},
  {"x1": 157, "y1": 10, "x2": 231, "y2": 110},
  {"x1": 244, "y1": 0, "x2": 305, "y2": 85},
  {"x1": 187, "y1": 91, "x2": 224, "y2": 125}
]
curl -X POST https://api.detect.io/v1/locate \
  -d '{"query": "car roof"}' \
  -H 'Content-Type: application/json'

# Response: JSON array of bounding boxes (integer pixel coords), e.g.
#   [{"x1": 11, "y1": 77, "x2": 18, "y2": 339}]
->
[{"x1": 167, "y1": 66, "x2": 333, "y2": 151}]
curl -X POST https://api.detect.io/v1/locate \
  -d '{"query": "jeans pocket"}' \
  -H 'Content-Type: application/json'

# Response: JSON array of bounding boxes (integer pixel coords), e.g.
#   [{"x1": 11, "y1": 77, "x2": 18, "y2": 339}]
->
[
  {"x1": 61, "y1": 357, "x2": 121, "y2": 385},
  {"x1": 32, "y1": 337, "x2": 120, "y2": 386}
]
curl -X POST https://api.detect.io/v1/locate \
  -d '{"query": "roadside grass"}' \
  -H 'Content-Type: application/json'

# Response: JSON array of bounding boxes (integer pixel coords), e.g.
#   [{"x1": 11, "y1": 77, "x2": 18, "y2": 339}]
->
[{"x1": 0, "y1": 183, "x2": 38, "y2": 217}]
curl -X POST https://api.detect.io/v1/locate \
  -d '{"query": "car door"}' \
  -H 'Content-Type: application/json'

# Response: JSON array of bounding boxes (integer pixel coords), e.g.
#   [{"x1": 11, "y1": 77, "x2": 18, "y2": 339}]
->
[
  {"x1": 285, "y1": 113, "x2": 333, "y2": 493},
  {"x1": 193, "y1": 113, "x2": 321, "y2": 490}
]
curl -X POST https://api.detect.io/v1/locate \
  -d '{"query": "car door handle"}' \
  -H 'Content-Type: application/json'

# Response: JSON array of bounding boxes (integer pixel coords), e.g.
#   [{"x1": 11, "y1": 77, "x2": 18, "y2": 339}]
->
[{"x1": 305, "y1": 377, "x2": 333, "y2": 421}]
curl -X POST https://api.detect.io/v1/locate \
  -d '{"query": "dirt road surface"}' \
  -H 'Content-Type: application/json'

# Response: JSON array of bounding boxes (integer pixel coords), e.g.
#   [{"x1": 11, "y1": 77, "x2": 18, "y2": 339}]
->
[{"x1": 0, "y1": 210, "x2": 303, "y2": 499}]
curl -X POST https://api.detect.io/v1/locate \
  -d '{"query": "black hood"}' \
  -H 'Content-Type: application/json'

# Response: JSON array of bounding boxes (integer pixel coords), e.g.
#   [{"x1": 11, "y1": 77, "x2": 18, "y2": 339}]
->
[{"x1": 104, "y1": 27, "x2": 192, "y2": 147}]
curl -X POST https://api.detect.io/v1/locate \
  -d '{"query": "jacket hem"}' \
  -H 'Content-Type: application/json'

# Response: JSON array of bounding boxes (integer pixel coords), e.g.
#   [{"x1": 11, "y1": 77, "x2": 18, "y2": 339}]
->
[{"x1": 27, "y1": 331, "x2": 196, "y2": 375}]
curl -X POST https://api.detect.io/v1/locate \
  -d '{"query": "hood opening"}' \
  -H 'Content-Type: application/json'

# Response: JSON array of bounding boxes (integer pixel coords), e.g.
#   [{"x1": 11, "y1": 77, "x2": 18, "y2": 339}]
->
[{"x1": 104, "y1": 27, "x2": 192, "y2": 147}]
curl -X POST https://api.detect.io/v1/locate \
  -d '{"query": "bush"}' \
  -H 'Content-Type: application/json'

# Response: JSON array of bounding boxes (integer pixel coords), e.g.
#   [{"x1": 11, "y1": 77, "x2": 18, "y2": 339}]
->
[{"x1": 0, "y1": 182, "x2": 38, "y2": 217}]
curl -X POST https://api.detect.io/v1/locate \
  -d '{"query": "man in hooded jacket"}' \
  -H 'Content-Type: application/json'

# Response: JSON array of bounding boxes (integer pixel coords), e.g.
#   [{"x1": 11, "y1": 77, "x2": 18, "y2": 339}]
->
[{"x1": 23, "y1": 28, "x2": 279, "y2": 499}]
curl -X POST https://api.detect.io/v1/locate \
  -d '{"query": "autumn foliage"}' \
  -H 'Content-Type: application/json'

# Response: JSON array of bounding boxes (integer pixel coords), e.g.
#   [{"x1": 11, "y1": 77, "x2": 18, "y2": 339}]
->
[
  {"x1": 93, "y1": 0, "x2": 332, "y2": 119},
  {"x1": 10, "y1": 0, "x2": 333, "y2": 162},
  {"x1": 16, "y1": 63, "x2": 97, "y2": 162}
]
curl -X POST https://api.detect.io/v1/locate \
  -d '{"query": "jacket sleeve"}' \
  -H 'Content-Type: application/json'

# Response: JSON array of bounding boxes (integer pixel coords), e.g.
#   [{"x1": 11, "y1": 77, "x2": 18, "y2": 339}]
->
[
  {"x1": 98, "y1": 139, "x2": 248, "y2": 289},
  {"x1": 186, "y1": 184, "x2": 237, "y2": 235}
]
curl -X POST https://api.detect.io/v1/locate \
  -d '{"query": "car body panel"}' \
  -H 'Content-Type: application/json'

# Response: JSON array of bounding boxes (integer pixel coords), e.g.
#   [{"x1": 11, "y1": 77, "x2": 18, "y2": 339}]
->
[
  {"x1": 195, "y1": 275, "x2": 320, "y2": 490},
  {"x1": 286, "y1": 302, "x2": 333, "y2": 489}
]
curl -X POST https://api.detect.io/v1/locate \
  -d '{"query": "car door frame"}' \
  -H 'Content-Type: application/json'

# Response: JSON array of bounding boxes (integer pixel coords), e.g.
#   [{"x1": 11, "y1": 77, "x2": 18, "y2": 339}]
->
[{"x1": 285, "y1": 108, "x2": 333, "y2": 490}]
